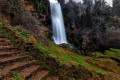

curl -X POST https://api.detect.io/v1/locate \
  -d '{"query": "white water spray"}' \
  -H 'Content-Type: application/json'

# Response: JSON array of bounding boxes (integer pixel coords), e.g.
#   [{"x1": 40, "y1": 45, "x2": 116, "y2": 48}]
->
[{"x1": 49, "y1": 0, "x2": 68, "y2": 44}]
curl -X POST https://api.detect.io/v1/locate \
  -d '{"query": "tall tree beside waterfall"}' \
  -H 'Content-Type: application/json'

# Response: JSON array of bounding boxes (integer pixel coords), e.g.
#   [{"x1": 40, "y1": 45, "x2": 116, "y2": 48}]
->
[{"x1": 113, "y1": 0, "x2": 120, "y2": 16}]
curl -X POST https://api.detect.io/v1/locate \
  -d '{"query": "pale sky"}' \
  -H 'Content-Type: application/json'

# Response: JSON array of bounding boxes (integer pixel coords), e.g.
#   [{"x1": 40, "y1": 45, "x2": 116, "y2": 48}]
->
[
  {"x1": 49, "y1": 0, "x2": 58, "y2": 3},
  {"x1": 65, "y1": 0, "x2": 113, "y2": 7},
  {"x1": 105, "y1": 0, "x2": 113, "y2": 7}
]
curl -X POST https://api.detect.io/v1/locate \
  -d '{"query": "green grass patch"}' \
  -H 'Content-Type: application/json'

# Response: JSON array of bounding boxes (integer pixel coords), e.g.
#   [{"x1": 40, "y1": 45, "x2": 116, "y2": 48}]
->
[
  {"x1": 0, "y1": 22, "x2": 106, "y2": 75},
  {"x1": 0, "y1": 23, "x2": 9, "y2": 37},
  {"x1": 14, "y1": 28, "x2": 30, "y2": 38},
  {"x1": 94, "y1": 68, "x2": 106, "y2": 75},
  {"x1": 72, "y1": 57, "x2": 106, "y2": 74},
  {"x1": 73, "y1": 57, "x2": 92, "y2": 68},
  {"x1": 105, "y1": 49, "x2": 120, "y2": 58},
  {"x1": 104, "y1": 50, "x2": 116, "y2": 57},
  {"x1": 104, "y1": 48, "x2": 120, "y2": 61},
  {"x1": 12, "y1": 73, "x2": 24, "y2": 80},
  {"x1": 89, "y1": 51, "x2": 103, "y2": 57},
  {"x1": 35, "y1": 42, "x2": 106, "y2": 74},
  {"x1": 35, "y1": 43, "x2": 70, "y2": 63},
  {"x1": 35, "y1": 42, "x2": 87, "y2": 64},
  {"x1": 110, "y1": 48, "x2": 120, "y2": 56},
  {"x1": 95, "y1": 52, "x2": 103, "y2": 54},
  {"x1": 0, "y1": 23, "x2": 4, "y2": 32}
]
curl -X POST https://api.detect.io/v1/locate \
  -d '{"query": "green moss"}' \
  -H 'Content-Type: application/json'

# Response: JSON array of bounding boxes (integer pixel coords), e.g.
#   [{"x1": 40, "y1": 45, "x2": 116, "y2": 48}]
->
[
  {"x1": 68, "y1": 77, "x2": 76, "y2": 80},
  {"x1": 95, "y1": 52, "x2": 103, "y2": 54},
  {"x1": 73, "y1": 57, "x2": 92, "y2": 68},
  {"x1": 14, "y1": 28, "x2": 30, "y2": 38},
  {"x1": 104, "y1": 50, "x2": 115, "y2": 56},
  {"x1": 104, "y1": 49, "x2": 120, "y2": 62},
  {"x1": 62, "y1": 54, "x2": 70, "y2": 60},
  {"x1": 94, "y1": 68, "x2": 106, "y2": 75},
  {"x1": 72, "y1": 57, "x2": 106, "y2": 74},
  {"x1": 35, "y1": 42, "x2": 87, "y2": 64},
  {"x1": 35, "y1": 42, "x2": 106, "y2": 74},
  {"x1": 37, "y1": 42, "x2": 106, "y2": 74},
  {"x1": 12, "y1": 73, "x2": 24, "y2": 80},
  {"x1": 0, "y1": 23, "x2": 4, "y2": 32},
  {"x1": 110, "y1": 48, "x2": 120, "y2": 56},
  {"x1": 35, "y1": 43, "x2": 59, "y2": 57},
  {"x1": 59, "y1": 43, "x2": 70, "y2": 49},
  {"x1": 35, "y1": 43, "x2": 70, "y2": 63},
  {"x1": 105, "y1": 49, "x2": 120, "y2": 58},
  {"x1": 89, "y1": 52, "x2": 103, "y2": 57},
  {"x1": 0, "y1": 23, "x2": 9, "y2": 37}
]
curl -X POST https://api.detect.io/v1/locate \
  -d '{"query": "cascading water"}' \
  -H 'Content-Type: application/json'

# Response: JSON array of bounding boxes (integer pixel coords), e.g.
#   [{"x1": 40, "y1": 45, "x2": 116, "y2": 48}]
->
[{"x1": 49, "y1": 0, "x2": 68, "y2": 44}]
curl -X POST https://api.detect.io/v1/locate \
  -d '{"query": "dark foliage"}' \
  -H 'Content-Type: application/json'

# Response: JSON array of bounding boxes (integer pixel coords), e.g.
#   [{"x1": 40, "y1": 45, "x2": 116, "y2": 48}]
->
[
  {"x1": 30, "y1": 0, "x2": 46, "y2": 14},
  {"x1": 113, "y1": 0, "x2": 120, "y2": 16},
  {"x1": 60, "y1": 0, "x2": 120, "y2": 52},
  {"x1": 0, "y1": 0, "x2": 40, "y2": 34}
]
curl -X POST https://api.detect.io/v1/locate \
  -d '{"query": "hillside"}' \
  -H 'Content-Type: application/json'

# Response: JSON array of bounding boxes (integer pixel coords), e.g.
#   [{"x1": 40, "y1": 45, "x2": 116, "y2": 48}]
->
[{"x1": 0, "y1": 0, "x2": 120, "y2": 80}]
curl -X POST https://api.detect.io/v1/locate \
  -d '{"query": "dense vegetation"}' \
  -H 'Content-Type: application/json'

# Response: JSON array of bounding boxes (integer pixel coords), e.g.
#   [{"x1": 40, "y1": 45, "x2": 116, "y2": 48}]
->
[
  {"x1": 60, "y1": 0, "x2": 120, "y2": 53},
  {"x1": 0, "y1": 0, "x2": 43, "y2": 34},
  {"x1": 30, "y1": 0, "x2": 46, "y2": 14},
  {"x1": 0, "y1": 0, "x2": 120, "y2": 79}
]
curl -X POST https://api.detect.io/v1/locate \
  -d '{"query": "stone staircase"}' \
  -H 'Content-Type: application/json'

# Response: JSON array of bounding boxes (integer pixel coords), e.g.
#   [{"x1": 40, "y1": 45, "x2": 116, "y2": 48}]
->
[{"x1": 0, "y1": 34, "x2": 59, "y2": 80}]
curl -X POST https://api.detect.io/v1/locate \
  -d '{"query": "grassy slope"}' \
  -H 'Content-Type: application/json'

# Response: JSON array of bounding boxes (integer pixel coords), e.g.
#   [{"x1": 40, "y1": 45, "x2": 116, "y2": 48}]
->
[
  {"x1": 0, "y1": 21, "x2": 106, "y2": 75},
  {"x1": 2, "y1": 13, "x2": 120, "y2": 79},
  {"x1": 13, "y1": 25, "x2": 120, "y2": 76},
  {"x1": 87, "y1": 48, "x2": 120, "y2": 74},
  {"x1": 35, "y1": 42, "x2": 106, "y2": 75},
  {"x1": 13, "y1": 26, "x2": 107, "y2": 75},
  {"x1": 105, "y1": 48, "x2": 120, "y2": 59}
]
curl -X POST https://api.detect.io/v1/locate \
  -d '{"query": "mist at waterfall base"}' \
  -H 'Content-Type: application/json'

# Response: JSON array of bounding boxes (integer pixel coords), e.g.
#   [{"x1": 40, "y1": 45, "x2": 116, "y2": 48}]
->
[{"x1": 49, "y1": 0, "x2": 68, "y2": 45}]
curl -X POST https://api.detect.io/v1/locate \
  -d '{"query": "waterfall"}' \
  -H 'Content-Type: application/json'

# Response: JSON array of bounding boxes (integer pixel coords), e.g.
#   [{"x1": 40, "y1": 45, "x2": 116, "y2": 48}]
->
[{"x1": 49, "y1": 0, "x2": 68, "y2": 44}]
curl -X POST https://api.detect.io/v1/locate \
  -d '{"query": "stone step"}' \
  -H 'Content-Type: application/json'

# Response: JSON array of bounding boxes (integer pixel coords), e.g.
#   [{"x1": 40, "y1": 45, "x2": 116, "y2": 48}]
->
[
  {"x1": 20, "y1": 65, "x2": 40, "y2": 79},
  {"x1": 0, "y1": 51, "x2": 21, "y2": 58},
  {"x1": 0, "y1": 35, "x2": 6, "y2": 38},
  {"x1": 0, "y1": 36, "x2": 8, "y2": 39},
  {"x1": 0, "y1": 37, "x2": 9, "y2": 40},
  {"x1": 0, "y1": 60, "x2": 35, "y2": 78},
  {"x1": 0, "y1": 39, "x2": 11, "y2": 43},
  {"x1": 0, "y1": 45, "x2": 14, "y2": 49},
  {"x1": 0, "y1": 42, "x2": 12, "y2": 46},
  {"x1": 0, "y1": 55, "x2": 28, "y2": 66},
  {"x1": 46, "y1": 76, "x2": 59, "y2": 80},
  {"x1": 29, "y1": 70, "x2": 49, "y2": 80},
  {"x1": 0, "y1": 47, "x2": 18, "y2": 52}
]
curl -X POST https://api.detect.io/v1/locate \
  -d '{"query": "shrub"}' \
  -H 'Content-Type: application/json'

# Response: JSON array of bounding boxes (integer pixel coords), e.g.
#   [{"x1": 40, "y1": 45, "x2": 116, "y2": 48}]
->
[
  {"x1": 14, "y1": 28, "x2": 30, "y2": 38},
  {"x1": 30, "y1": 0, "x2": 46, "y2": 14},
  {"x1": 0, "y1": 0, "x2": 40, "y2": 34}
]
